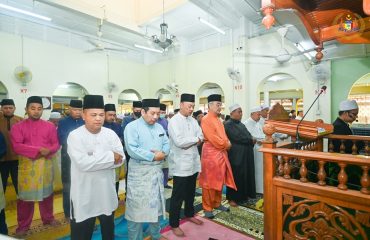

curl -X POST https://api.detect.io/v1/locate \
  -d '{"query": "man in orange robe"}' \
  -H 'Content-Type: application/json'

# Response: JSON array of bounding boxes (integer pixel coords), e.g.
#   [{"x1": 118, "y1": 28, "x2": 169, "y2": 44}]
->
[{"x1": 199, "y1": 94, "x2": 236, "y2": 219}]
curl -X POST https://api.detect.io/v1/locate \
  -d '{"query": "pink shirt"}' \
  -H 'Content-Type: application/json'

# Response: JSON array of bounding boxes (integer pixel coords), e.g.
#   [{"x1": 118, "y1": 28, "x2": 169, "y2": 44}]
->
[{"x1": 11, "y1": 118, "x2": 60, "y2": 159}]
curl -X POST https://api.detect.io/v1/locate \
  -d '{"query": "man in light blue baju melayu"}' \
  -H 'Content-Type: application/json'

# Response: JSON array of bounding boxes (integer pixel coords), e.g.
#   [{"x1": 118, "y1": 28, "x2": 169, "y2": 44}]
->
[{"x1": 124, "y1": 98, "x2": 170, "y2": 240}]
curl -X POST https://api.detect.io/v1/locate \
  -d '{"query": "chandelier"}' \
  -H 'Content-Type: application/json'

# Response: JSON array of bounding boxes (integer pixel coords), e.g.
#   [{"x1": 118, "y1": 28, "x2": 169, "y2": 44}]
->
[{"x1": 151, "y1": 0, "x2": 176, "y2": 51}]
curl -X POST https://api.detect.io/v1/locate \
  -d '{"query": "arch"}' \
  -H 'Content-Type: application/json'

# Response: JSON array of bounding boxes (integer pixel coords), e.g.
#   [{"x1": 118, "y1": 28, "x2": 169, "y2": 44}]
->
[
  {"x1": 118, "y1": 89, "x2": 142, "y2": 114},
  {"x1": 257, "y1": 73, "x2": 303, "y2": 112},
  {"x1": 52, "y1": 82, "x2": 88, "y2": 114},
  {"x1": 155, "y1": 88, "x2": 174, "y2": 113},
  {"x1": 348, "y1": 73, "x2": 370, "y2": 124},
  {"x1": 197, "y1": 82, "x2": 225, "y2": 112},
  {"x1": 0, "y1": 81, "x2": 9, "y2": 100}
]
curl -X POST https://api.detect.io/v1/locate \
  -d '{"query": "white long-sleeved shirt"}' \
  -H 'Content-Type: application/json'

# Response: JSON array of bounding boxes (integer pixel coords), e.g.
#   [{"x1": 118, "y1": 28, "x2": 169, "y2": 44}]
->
[
  {"x1": 168, "y1": 112, "x2": 203, "y2": 176},
  {"x1": 244, "y1": 117, "x2": 265, "y2": 141},
  {"x1": 67, "y1": 126, "x2": 124, "y2": 222}
]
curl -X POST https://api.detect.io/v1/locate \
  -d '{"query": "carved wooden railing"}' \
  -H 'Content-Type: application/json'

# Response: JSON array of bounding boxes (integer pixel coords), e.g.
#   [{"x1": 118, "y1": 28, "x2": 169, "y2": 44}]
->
[
  {"x1": 325, "y1": 134, "x2": 370, "y2": 156},
  {"x1": 261, "y1": 139, "x2": 370, "y2": 240}
]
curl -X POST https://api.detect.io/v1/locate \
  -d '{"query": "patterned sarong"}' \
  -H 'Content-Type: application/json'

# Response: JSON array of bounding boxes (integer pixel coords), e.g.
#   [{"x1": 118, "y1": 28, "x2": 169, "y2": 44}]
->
[{"x1": 18, "y1": 155, "x2": 54, "y2": 201}]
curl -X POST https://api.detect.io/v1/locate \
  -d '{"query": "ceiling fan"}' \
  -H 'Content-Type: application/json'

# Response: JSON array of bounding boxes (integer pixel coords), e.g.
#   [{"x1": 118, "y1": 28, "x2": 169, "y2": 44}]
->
[
  {"x1": 248, "y1": 27, "x2": 315, "y2": 64},
  {"x1": 85, "y1": 17, "x2": 128, "y2": 53}
]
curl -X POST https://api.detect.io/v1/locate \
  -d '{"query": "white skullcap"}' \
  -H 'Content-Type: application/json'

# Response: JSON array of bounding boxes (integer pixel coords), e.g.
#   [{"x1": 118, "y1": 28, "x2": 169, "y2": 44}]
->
[
  {"x1": 250, "y1": 106, "x2": 262, "y2": 113},
  {"x1": 261, "y1": 104, "x2": 269, "y2": 110},
  {"x1": 229, "y1": 103, "x2": 241, "y2": 113},
  {"x1": 49, "y1": 112, "x2": 61, "y2": 119},
  {"x1": 339, "y1": 100, "x2": 358, "y2": 111}
]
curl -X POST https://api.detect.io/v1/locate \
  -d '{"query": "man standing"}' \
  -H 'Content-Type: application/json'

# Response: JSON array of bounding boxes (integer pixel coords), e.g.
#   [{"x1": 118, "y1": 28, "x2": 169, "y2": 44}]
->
[
  {"x1": 57, "y1": 99, "x2": 84, "y2": 219},
  {"x1": 199, "y1": 94, "x2": 236, "y2": 219},
  {"x1": 0, "y1": 173, "x2": 7, "y2": 235},
  {"x1": 122, "y1": 101, "x2": 142, "y2": 194},
  {"x1": 11, "y1": 96, "x2": 60, "y2": 235},
  {"x1": 168, "y1": 93, "x2": 203, "y2": 236},
  {"x1": 244, "y1": 107, "x2": 265, "y2": 195},
  {"x1": 192, "y1": 110, "x2": 204, "y2": 126},
  {"x1": 121, "y1": 101, "x2": 142, "y2": 131},
  {"x1": 68, "y1": 95, "x2": 124, "y2": 240},
  {"x1": 224, "y1": 104, "x2": 256, "y2": 207},
  {"x1": 259, "y1": 104, "x2": 269, "y2": 126},
  {"x1": 103, "y1": 103, "x2": 124, "y2": 197},
  {"x1": 48, "y1": 112, "x2": 62, "y2": 127},
  {"x1": 0, "y1": 131, "x2": 7, "y2": 235},
  {"x1": 0, "y1": 99, "x2": 23, "y2": 194},
  {"x1": 329, "y1": 99, "x2": 363, "y2": 188},
  {"x1": 124, "y1": 99, "x2": 170, "y2": 240},
  {"x1": 158, "y1": 103, "x2": 170, "y2": 189}
]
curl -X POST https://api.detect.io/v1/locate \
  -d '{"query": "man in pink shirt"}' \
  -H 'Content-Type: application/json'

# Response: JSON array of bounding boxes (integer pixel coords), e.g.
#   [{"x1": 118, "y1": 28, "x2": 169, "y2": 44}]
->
[{"x1": 11, "y1": 96, "x2": 60, "y2": 235}]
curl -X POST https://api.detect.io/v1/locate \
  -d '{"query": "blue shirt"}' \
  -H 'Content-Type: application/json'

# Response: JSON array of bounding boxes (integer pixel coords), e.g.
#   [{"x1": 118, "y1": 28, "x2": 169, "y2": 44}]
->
[
  {"x1": 121, "y1": 115, "x2": 136, "y2": 133},
  {"x1": 57, "y1": 116, "x2": 85, "y2": 146},
  {"x1": 157, "y1": 118, "x2": 168, "y2": 135},
  {"x1": 103, "y1": 122, "x2": 123, "y2": 141},
  {"x1": 124, "y1": 117, "x2": 170, "y2": 162}
]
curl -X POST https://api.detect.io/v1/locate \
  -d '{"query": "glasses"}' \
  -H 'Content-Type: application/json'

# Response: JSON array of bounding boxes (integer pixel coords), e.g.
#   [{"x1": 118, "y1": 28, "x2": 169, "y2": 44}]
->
[{"x1": 348, "y1": 112, "x2": 358, "y2": 118}]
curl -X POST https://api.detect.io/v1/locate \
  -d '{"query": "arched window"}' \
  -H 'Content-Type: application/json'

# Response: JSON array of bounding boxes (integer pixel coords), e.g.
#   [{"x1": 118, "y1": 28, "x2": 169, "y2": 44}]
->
[
  {"x1": 348, "y1": 73, "x2": 370, "y2": 124},
  {"x1": 52, "y1": 82, "x2": 88, "y2": 115},
  {"x1": 155, "y1": 88, "x2": 173, "y2": 113},
  {"x1": 258, "y1": 73, "x2": 303, "y2": 113},
  {"x1": 118, "y1": 89, "x2": 142, "y2": 114}
]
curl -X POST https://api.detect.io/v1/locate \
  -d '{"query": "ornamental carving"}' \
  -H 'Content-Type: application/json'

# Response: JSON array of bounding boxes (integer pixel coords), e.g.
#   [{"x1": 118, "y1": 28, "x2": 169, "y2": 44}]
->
[{"x1": 282, "y1": 197, "x2": 369, "y2": 240}]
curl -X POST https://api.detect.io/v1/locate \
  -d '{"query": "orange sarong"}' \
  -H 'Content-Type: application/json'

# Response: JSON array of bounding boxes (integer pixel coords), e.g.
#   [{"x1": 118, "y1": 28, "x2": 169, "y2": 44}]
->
[{"x1": 199, "y1": 142, "x2": 236, "y2": 191}]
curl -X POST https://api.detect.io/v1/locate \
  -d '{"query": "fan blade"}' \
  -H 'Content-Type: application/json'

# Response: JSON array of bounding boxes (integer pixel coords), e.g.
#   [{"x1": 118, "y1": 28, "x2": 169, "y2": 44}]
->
[
  {"x1": 291, "y1": 48, "x2": 316, "y2": 56},
  {"x1": 87, "y1": 39, "x2": 99, "y2": 48},
  {"x1": 104, "y1": 47, "x2": 128, "y2": 52},
  {"x1": 85, "y1": 48, "x2": 100, "y2": 53},
  {"x1": 248, "y1": 53, "x2": 276, "y2": 58}
]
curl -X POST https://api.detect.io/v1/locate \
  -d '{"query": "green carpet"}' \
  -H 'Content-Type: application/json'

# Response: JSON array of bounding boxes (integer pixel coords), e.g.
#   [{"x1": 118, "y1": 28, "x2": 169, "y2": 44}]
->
[{"x1": 197, "y1": 200, "x2": 264, "y2": 240}]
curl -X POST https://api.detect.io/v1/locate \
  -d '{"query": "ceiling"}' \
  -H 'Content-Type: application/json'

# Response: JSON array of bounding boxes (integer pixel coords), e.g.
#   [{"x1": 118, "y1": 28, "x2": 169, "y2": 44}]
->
[{"x1": 0, "y1": 0, "x2": 368, "y2": 64}]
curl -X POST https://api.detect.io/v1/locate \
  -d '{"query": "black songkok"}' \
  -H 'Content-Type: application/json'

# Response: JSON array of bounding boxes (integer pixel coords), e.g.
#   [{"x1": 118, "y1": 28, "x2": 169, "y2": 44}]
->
[
  {"x1": 180, "y1": 93, "x2": 195, "y2": 103},
  {"x1": 160, "y1": 104, "x2": 167, "y2": 111},
  {"x1": 193, "y1": 110, "x2": 203, "y2": 118},
  {"x1": 104, "y1": 104, "x2": 116, "y2": 112},
  {"x1": 142, "y1": 99, "x2": 160, "y2": 108},
  {"x1": 133, "y1": 101, "x2": 142, "y2": 108},
  {"x1": 83, "y1": 95, "x2": 104, "y2": 109},
  {"x1": 207, "y1": 94, "x2": 222, "y2": 103},
  {"x1": 1, "y1": 99, "x2": 15, "y2": 106},
  {"x1": 70, "y1": 100, "x2": 82, "y2": 108},
  {"x1": 27, "y1": 96, "x2": 43, "y2": 106}
]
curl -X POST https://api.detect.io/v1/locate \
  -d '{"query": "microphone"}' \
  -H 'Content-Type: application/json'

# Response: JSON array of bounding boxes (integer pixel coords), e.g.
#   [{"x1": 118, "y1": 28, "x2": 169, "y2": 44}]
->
[{"x1": 295, "y1": 85, "x2": 327, "y2": 149}]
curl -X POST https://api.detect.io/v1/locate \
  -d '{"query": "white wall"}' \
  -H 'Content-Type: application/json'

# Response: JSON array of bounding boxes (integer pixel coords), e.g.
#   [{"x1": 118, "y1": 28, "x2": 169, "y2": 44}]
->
[
  {"x1": 0, "y1": 30, "x2": 332, "y2": 123},
  {"x1": 0, "y1": 32, "x2": 149, "y2": 118}
]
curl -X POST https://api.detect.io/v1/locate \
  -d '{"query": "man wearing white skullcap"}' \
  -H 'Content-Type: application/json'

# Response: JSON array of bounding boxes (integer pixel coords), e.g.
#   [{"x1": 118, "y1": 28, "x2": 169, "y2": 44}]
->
[
  {"x1": 243, "y1": 106, "x2": 265, "y2": 194},
  {"x1": 259, "y1": 104, "x2": 269, "y2": 126},
  {"x1": 224, "y1": 104, "x2": 256, "y2": 206},
  {"x1": 328, "y1": 99, "x2": 364, "y2": 189}
]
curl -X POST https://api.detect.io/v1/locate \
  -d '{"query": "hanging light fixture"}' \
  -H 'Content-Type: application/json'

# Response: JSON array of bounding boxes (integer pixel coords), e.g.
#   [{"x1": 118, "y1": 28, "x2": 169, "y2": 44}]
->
[{"x1": 151, "y1": 0, "x2": 176, "y2": 51}]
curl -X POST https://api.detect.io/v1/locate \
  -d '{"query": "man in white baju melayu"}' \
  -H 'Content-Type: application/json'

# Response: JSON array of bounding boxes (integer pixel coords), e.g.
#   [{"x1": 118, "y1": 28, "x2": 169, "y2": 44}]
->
[
  {"x1": 67, "y1": 95, "x2": 124, "y2": 240},
  {"x1": 168, "y1": 93, "x2": 204, "y2": 237},
  {"x1": 124, "y1": 98, "x2": 170, "y2": 240},
  {"x1": 244, "y1": 106, "x2": 265, "y2": 194}
]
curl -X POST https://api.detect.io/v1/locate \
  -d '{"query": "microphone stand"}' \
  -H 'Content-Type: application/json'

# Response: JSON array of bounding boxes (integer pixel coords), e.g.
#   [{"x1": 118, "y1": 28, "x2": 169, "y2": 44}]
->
[{"x1": 295, "y1": 87, "x2": 326, "y2": 149}]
